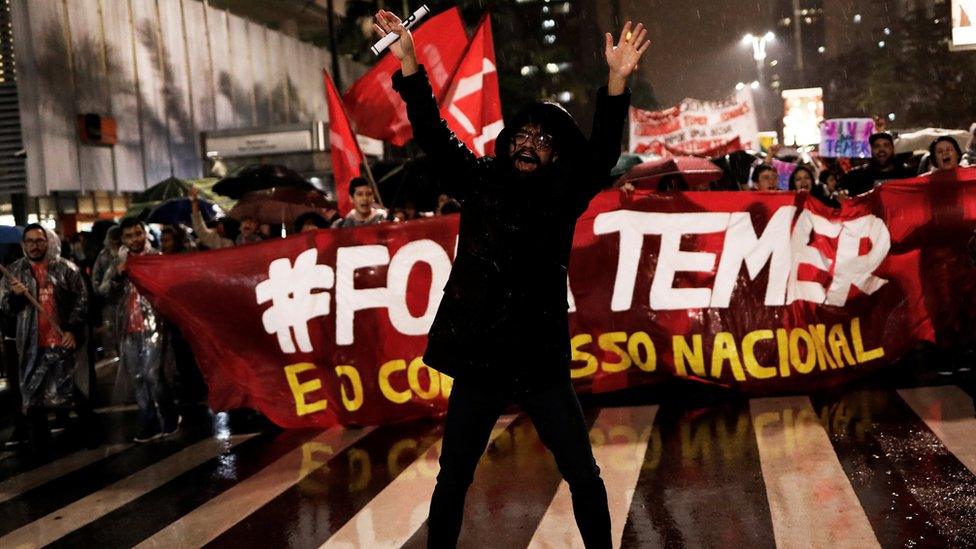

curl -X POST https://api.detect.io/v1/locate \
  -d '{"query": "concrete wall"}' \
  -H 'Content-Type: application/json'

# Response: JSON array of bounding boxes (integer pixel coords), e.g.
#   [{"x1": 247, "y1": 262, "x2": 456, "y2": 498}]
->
[{"x1": 11, "y1": 0, "x2": 337, "y2": 196}]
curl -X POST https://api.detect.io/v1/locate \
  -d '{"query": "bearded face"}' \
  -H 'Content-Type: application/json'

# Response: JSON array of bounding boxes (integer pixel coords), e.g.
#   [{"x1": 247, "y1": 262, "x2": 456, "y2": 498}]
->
[{"x1": 508, "y1": 123, "x2": 557, "y2": 174}]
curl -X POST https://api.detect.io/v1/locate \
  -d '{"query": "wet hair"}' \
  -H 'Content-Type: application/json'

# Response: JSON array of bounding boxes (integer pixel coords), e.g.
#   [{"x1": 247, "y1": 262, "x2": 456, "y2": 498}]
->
[
  {"x1": 868, "y1": 132, "x2": 894, "y2": 147},
  {"x1": 751, "y1": 164, "x2": 777, "y2": 184},
  {"x1": 119, "y1": 217, "x2": 145, "y2": 233},
  {"x1": 788, "y1": 165, "x2": 817, "y2": 190},
  {"x1": 22, "y1": 223, "x2": 47, "y2": 241},
  {"x1": 928, "y1": 136, "x2": 963, "y2": 168},
  {"x1": 293, "y1": 211, "x2": 330, "y2": 233},
  {"x1": 348, "y1": 177, "x2": 371, "y2": 196}
]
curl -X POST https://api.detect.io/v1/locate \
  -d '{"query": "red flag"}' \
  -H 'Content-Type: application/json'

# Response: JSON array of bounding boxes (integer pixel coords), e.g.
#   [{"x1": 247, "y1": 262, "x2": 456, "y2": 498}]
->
[
  {"x1": 439, "y1": 15, "x2": 504, "y2": 157},
  {"x1": 342, "y1": 8, "x2": 468, "y2": 146},
  {"x1": 325, "y1": 71, "x2": 362, "y2": 215}
]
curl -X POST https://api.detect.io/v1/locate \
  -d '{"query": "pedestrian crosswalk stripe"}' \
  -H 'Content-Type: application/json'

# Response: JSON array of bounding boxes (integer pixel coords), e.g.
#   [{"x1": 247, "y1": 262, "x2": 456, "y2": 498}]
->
[
  {"x1": 321, "y1": 416, "x2": 515, "y2": 548},
  {"x1": 528, "y1": 405, "x2": 658, "y2": 549},
  {"x1": 0, "y1": 435, "x2": 253, "y2": 548},
  {"x1": 750, "y1": 396, "x2": 879, "y2": 549},
  {"x1": 136, "y1": 427, "x2": 373, "y2": 548},
  {"x1": 898, "y1": 386, "x2": 976, "y2": 476},
  {"x1": 208, "y1": 421, "x2": 444, "y2": 548},
  {"x1": 0, "y1": 443, "x2": 132, "y2": 504}
]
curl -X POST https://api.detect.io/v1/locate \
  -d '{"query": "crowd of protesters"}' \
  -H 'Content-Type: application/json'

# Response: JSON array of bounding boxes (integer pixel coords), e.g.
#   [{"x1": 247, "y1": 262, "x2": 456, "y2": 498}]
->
[
  {"x1": 1, "y1": 123, "x2": 974, "y2": 461},
  {"x1": 618, "y1": 125, "x2": 976, "y2": 208},
  {"x1": 0, "y1": 173, "x2": 463, "y2": 460}
]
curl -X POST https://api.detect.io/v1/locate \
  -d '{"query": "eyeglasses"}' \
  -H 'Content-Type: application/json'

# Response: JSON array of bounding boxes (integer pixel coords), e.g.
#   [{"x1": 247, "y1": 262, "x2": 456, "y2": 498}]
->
[
  {"x1": 23, "y1": 238, "x2": 47, "y2": 246},
  {"x1": 513, "y1": 131, "x2": 554, "y2": 151}
]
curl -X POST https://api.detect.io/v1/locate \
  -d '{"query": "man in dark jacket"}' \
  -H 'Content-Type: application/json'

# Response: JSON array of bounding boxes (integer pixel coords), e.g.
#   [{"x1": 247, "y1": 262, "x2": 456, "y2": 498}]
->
[
  {"x1": 838, "y1": 132, "x2": 914, "y2": 196},
  {"x1": 375, "y1": 10, "x2": 648, "y2": 548}
]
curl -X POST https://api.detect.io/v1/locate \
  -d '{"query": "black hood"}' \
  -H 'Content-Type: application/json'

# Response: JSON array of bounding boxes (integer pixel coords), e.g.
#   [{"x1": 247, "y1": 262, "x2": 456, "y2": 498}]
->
[{"x1": 495, "y1": 101, "x2": 588, "y2": 172}]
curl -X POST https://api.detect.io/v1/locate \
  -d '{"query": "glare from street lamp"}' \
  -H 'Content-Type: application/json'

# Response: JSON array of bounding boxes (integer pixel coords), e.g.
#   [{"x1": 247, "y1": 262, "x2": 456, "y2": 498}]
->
[
  {"x1": 750, "y1": 80, "x2": 760, "y2": 90},
  {"x1": 742, "y1": 33, "x2": 754, "y2": 45},
  {"x1": 736, "y1": 82, "x2": 746, "y2": 90},
  {"x1": 764, "y1": 31, "x2": 775, "y2": 42}
]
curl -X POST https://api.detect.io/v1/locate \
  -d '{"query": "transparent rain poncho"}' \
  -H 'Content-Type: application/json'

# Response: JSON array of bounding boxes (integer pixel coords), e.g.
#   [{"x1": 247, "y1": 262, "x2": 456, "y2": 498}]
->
[
  {"x1": 97, "y1": 242, "x2": 177, "y2": 430},
  {"x1": 0, "y1": 229, "x2": 89, "y2": 410}
]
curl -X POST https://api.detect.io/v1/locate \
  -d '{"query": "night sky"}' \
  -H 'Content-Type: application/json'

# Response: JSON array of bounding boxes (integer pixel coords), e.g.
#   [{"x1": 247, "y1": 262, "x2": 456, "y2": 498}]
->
[{"x1": 621, "y1": 0, "x2": 781, "y2": 106}]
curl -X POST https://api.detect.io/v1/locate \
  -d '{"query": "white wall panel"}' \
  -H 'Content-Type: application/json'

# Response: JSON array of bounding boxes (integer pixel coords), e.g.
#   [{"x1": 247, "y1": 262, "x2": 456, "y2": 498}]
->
[
  {"x1": 129, "y1": 0, "x2": 173, "y2": 185},
  {"x1": 100, "y1": 0, "x2": 146, "y2": 192}
]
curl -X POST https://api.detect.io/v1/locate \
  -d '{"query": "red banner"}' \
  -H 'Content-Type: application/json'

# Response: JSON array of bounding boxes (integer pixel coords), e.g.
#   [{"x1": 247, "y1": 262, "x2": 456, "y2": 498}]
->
[{"x1": 129, "y1": 169, "x2": 976, "y2": 429}]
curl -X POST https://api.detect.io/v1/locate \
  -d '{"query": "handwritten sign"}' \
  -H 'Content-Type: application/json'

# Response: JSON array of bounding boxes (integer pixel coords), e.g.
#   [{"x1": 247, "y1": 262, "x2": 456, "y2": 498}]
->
[{"x1": 820, "y1": 118, "x2": 876, "y2": 158}]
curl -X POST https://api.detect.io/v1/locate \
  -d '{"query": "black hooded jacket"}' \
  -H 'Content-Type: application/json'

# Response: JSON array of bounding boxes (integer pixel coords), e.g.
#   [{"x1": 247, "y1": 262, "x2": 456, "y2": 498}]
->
[{"x1": 392, "y1": 65, "x2": 630, "y2": 392}]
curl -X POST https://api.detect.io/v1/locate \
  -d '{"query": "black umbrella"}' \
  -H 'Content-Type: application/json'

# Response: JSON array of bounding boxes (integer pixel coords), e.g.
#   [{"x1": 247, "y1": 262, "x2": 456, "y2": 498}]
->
[
  {"x1": 212, "y1": 164, "x2": 316, "y2": 199},
  {"x1": 146, "y1": 198, "x2": 222, "y2": 226},
  {"x1": 712, "y1": 150, "x2": 760, "y2": 190}
]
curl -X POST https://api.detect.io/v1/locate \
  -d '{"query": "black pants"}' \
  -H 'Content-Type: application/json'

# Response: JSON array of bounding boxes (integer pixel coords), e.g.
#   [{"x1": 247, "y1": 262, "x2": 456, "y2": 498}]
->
[
  {"x1": 26, "y1": 386, "x2": 98, "y2": 455},
  {"x1": 427, "y1": 374, "x2": 611, "y2": 548}
]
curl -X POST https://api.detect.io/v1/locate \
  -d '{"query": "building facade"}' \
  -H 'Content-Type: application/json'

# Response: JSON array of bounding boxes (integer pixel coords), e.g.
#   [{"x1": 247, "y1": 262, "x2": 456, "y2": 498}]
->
[{"x1": 5, "y1": 0, "x2": 365, "y2": 228}]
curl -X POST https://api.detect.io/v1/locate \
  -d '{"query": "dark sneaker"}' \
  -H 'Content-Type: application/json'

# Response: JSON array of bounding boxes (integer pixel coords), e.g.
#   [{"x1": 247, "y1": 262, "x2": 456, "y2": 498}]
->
[
  {"x1": 162, "y1": 415, "x2": 183, "y2": 437},
  {"x1": 133, "y1": 427, "x2": 163, "y2": 443}
]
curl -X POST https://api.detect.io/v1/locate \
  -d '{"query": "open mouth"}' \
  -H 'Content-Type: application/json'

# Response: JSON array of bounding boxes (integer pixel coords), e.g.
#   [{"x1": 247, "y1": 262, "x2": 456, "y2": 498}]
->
[{"x1": 514, "y1": 152, "x2": 540, "y2": 171}]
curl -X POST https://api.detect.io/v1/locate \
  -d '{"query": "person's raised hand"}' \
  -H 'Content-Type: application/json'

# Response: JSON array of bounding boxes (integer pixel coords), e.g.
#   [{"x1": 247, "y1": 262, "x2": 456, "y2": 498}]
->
[
  {"x1": 605, "y1": 21, "x2": 651, "y2": 94},
  {"x1": 373, "y1": 10, "x2": 417, "y2": 73},
  {"x1": 60, "y1": 331, "x2": 76, "y2": 350},
  {"x1": 189, "y1": 186, "x2": 200, "y2": 212}
]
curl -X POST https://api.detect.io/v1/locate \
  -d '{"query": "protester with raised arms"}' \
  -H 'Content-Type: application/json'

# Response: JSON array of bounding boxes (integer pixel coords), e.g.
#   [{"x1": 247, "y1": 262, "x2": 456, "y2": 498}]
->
[{"x1": 373, "y1": 9, "x2": 649, "y2": 548}]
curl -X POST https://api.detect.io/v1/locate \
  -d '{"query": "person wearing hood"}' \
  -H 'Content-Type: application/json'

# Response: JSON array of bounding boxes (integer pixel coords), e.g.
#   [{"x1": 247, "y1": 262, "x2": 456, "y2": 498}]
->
[
  {"x1": 376, "y1": 10, "x2": 646, "y2": 548},
  {"x1": 91, "y1": 226, "x2": 122, "y2": 355},
  {"x1": 98, "y1": 218, "x2": 180, "y2": 442},
  {"x1": 837, "y1": 132, "x2": 914, "y2": 196},
  {"x1": 0, "y1": 224, "x2": 97, "y2": 456}
]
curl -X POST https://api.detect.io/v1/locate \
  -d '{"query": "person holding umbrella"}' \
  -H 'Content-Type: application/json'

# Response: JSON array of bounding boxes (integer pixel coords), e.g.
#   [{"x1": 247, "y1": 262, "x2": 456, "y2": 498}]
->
[
  {"x1": 374, "y1": 10, "x2": 646, "y2": 548},
  {"x1": 0, "y1": 224, "x2": 99, "y2": 457}
]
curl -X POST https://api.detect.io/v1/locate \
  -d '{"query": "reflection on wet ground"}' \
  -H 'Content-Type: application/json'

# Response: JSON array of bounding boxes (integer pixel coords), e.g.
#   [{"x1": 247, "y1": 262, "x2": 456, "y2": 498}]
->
[{"x1": 0, "y1": 375, "x2": 975, "y2": 547}]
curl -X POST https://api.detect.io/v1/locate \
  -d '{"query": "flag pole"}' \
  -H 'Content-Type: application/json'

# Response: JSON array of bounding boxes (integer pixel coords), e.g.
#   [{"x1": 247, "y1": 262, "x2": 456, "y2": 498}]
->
[
  {"x1": 0, "y1": 263, "x2": 65, "y2": 337},
  {"x1": 360, "y1": 158, "x2": 385, "y2": 209}
]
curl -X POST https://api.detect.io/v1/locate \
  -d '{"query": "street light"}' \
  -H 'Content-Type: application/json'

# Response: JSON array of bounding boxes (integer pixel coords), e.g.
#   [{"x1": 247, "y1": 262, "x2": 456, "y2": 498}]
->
[
  {"x1": 741, "y1": 32, "x2": 774, "y2": 132},
  {"x1": 742, "y1": 31, "x2": 774, "y2": 86},
  {"x1": 742, "y1": 31, "x2": 775, "y2": 62}
]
